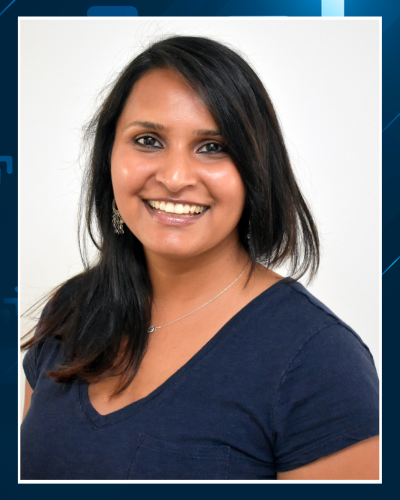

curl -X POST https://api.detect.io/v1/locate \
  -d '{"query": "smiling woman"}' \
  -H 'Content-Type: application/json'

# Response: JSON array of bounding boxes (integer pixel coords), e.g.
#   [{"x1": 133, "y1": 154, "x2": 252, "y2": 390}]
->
[
  {"x1": 111, "y1": 68, "x2": 246, "y2": 260},
  {"x1": 20, "y1": 36, "x2": 379, "y2": 480}
]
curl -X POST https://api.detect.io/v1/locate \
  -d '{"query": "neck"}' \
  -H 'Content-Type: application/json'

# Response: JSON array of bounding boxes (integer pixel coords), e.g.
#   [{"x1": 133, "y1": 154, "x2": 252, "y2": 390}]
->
[{"x1": 144, "y1": 238, "x2": 250, "y2": 308}]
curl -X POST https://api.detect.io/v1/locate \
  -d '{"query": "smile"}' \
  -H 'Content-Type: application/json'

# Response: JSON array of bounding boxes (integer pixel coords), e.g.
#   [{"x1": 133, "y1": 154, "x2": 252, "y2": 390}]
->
[
  {"x1": 146, "y1": 200, "x2": 209, "y2": 216},
  {"x1": 144, "y1": 199, "x2": 209, "y2": 226}
]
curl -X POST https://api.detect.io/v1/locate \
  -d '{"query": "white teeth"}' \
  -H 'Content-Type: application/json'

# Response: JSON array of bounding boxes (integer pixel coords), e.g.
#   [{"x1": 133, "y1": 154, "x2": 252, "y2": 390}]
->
[{"x1": 148, "y1": 200, "x2": 207, "y2": 215}]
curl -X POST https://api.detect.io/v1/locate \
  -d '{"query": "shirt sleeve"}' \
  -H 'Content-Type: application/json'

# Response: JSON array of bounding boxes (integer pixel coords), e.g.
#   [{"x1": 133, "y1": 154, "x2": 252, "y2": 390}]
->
[
  {"x1": 271, "y1": 322, "x2": 379, "y2": 472},
  {"x1": 23, "y1": 343, "x2": 39, "y2": 390},
  {"x1": 22, "y1": 302, "x2": 52, "y2": 391}
]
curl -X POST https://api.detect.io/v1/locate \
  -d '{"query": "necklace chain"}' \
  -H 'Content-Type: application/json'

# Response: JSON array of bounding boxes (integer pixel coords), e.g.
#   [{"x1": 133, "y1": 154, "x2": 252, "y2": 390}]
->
[{"x1": 147, "y1": 261, "x2": 250, "y2": 334}]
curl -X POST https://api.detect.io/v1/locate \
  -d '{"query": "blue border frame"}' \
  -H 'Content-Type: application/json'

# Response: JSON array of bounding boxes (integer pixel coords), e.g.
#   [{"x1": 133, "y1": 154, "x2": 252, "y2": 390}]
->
[{"x1": 2, "y1": 0, "x2": 393, "y2": 493}]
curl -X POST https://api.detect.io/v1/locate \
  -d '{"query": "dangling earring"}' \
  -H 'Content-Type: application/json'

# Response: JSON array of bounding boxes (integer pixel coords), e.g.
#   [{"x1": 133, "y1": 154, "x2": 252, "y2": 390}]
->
[
  {"x1": 246, "y1": 220, "x2": 251, "y2": 240},
  {"x1": 112, "y1": 199, "x2": 124, "y2": 234}
]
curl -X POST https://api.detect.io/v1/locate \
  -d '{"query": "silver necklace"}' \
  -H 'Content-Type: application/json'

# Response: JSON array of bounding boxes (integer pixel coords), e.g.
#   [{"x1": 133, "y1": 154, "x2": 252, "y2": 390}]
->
[{"x1": 147, "y1": 261, "x2": 250, "y2": 333}]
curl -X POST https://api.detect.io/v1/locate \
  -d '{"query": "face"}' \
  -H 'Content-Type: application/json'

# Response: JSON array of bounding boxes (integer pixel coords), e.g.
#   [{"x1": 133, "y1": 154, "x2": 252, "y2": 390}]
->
[{"x1": 111, "y1": 68, "x2": 246, "y2": 261}]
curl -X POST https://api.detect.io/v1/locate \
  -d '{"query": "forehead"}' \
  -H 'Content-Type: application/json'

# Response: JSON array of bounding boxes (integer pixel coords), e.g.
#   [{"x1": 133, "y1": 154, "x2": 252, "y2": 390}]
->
[{"x1": 117, "y1": 68, "x2": 218, "y2": 129}]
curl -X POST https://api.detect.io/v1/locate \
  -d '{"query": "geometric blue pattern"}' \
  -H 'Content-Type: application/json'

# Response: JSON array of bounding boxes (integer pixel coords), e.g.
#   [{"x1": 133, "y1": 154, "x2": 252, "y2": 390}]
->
[
  {"x1": 0, "y1": 156, "x2": 12, "y2": 184},
  {"x1": 0, "y1": 309, "x2": 10, "y2": 325},
  {"x1": 382, "y1": 111, "x2": 400, "y2": 133},
  {"x1": 3, "y1": 298, "x2": 17, "y2": 315},
  {"x1": 0, "y1": 0, "x2": 16, "y2": 17},
  {"x1": 0, "y1": 350, "x2": 16, "y2": 384},
  {"x1": 87, "y1": 6, "x2": 138, "y2": 16},
  {"x1": 1, "y1": 0, "x2": 394, "y2": 492},
  {"x1": 383, "y1": 255, "x2": 400, "y2": 275},
  {"x1": 321, "y1": 0, "x2": 344, "y2": 16}
]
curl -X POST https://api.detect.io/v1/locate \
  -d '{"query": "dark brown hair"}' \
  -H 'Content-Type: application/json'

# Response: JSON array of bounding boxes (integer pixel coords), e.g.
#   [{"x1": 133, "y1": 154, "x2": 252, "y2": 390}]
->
[{"x1": 22, "y1": 36, "x2": 319, "y2": 395}]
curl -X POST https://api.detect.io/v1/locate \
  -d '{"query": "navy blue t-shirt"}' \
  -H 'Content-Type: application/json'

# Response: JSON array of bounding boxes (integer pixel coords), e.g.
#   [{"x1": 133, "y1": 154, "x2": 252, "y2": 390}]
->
[{"x1": 21, "y1": 278, "x2": 379, "y2": 479}]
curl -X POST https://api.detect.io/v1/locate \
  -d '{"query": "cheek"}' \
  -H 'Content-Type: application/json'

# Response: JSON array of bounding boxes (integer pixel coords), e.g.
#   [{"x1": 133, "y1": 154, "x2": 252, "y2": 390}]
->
[
  {"x1": 205, "y1": 167, "x2": 246, "y2": 213},
  {"x1": 111, "y1": 147, "x2": 150, "y2": 195}
]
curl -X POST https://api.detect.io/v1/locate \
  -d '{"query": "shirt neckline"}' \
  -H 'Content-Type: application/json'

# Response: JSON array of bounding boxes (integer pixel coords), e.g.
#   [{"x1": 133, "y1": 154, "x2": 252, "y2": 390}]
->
[{"x1": 79, "y1": 276, "x2": 296, "y2": 428}]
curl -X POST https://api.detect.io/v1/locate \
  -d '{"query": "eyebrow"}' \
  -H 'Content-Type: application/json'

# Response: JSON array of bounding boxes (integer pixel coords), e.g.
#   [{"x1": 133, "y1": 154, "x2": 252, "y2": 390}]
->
[
  {"x1": 124, "y1": 121, "x2": 221, "y2": 136},
  {"x1": 124, "y1": 121, "x2": 165, "y2": 132},
  {"x1": 195, "y1": 129, "x2": 221, "y2": 136}
]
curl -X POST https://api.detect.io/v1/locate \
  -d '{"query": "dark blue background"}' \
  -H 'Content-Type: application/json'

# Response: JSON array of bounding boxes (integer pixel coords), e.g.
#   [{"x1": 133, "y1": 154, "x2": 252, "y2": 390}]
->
[{"x1": 1, "y1": 0, "x2": 392, "y2": 494}]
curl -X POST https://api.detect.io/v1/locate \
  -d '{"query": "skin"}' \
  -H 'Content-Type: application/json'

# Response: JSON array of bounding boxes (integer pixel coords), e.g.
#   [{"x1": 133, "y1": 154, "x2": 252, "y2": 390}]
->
[
  {"x1": 110, "y1": 68, "x2": 247, "y2": 264},
  {"x1": 23, "y1": 68, "x2": 379, "y2": 480},
  {"x1": 277, "y1": 436, "x2": 379, "y2": 480}
]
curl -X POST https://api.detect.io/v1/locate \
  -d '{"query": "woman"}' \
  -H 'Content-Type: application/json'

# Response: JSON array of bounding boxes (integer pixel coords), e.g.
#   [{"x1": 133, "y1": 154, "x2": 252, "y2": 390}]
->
[{"x1": 21, "y1": 36, "x2": 379, "y2": 480}]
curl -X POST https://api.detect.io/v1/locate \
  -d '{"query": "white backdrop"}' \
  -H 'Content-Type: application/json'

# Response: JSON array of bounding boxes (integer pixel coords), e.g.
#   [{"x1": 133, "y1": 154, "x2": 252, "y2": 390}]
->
[{"x1": 19, "y1": 17, "x2": 381, "y2": 414}]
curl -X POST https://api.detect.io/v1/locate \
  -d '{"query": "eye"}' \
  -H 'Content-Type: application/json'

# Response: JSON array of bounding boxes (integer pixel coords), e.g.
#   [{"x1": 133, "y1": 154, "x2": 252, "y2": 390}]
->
[
  {"x1": 135, "y1": 135, "x2": 162, "y2": 149},
  {"x1": 197, "y1": 142, "x2": 225, "y2": 154}
]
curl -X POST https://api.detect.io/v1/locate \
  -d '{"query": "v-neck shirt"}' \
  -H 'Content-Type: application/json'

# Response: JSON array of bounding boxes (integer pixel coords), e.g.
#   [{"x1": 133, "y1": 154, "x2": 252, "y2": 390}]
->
[{"x1": 21, "y1": 278, "x2": 379, "y2": 479}]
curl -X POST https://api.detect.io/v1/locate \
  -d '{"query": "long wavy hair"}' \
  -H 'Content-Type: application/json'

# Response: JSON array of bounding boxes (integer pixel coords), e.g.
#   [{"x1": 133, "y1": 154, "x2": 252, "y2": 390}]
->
[{"x1": 21, "y1": 36, "x2": 319, "y2": 395}]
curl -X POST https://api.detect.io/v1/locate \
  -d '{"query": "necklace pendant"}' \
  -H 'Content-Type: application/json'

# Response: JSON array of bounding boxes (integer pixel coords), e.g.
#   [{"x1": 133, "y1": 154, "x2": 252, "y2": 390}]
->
[{"x1": 145, "y1": 261, "x2": 249, "y2": 334}]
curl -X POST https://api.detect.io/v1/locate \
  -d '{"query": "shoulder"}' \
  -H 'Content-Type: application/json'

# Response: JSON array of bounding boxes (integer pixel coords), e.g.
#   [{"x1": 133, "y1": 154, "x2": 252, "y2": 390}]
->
[
  {"x1": 229, "y1": 277, "x2": 377, "y2": 381},
  {"x1": 23, "y1": 335, "x2": 63, "y2": 391},
  {"x1": 22, "y1": 303, "x2": 64, "y2": 390},
  {"x1": 257, "y1": 281, "x2": 380, "y2": 471},
  {"x1": 251, "y1": 277, "x2": 371, "y2": 351}
]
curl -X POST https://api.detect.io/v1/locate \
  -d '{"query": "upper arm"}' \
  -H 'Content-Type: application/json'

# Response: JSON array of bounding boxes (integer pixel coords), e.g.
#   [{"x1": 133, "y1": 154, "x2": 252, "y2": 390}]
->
[
  {"x1": 23, "y1": 378, "x2": 33, "y2": 421},
  {"x1": 277, "y1": 435, "x2": 379, "y2": 480},
  {"x1": 272, "y1": 324, "x2": 379, "y2": 474}
]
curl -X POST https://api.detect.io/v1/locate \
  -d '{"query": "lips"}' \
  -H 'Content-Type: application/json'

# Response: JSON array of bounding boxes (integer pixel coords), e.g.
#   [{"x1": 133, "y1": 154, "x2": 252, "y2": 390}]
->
[{"x1": 143, "y1": 199, "x2": 209, "y2": 226}]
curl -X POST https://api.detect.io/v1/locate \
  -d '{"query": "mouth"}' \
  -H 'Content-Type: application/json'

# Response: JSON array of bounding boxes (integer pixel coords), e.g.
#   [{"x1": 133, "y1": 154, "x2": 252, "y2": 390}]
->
[
  {"x1": 143, "y1": 199, "x2": 209, "y2": 227},
  {"x1": 146, "y1": 200, "x2": 209, "y2": 217}
]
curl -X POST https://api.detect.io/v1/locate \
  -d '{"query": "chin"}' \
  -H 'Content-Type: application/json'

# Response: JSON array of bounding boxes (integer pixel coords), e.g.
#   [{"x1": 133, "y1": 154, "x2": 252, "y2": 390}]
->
[
  {"x1": 148, "y1": 245, "x2": 204, "y2": 260},
  {"x1": 140, "y1": 236, "x2": 207, "y2": 260}
]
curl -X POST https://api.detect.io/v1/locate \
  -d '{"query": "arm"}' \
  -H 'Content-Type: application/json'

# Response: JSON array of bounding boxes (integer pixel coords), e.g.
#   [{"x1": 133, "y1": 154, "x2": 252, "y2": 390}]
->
[
  {"x1": 277, "y1": 435, "x2": 379, "y2": 480},
  {"x1": 22, "y1": 378, "x2": 33, "y2": 421},
  {"x1": 272, "y1": 324, "x2": 379, "y2": 477}
]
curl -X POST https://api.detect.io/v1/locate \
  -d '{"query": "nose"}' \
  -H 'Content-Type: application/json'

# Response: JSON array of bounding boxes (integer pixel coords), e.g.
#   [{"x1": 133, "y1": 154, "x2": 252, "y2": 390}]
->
[{"x1": 154, "y1": 148, "x2": 198, "y2": 193}]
